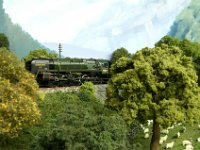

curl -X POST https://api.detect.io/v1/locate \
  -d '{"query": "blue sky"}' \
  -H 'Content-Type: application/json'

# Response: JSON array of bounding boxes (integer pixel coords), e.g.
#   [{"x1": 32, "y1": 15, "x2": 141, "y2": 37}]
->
[{"x1": 3, "y1": 0, "x2": 191, "y2": 58}]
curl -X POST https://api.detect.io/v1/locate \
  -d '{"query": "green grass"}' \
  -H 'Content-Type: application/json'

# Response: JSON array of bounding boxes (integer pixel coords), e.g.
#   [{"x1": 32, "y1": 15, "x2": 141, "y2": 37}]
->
[{"x1": 136, "y1": 123, "x2": 200, "y2": 150}]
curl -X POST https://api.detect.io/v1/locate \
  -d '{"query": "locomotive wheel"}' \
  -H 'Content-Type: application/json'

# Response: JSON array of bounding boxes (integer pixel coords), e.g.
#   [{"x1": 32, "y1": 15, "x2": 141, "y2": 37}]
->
[{"x1": 48, "y1": 81, "x2": 59, "y2": 87}]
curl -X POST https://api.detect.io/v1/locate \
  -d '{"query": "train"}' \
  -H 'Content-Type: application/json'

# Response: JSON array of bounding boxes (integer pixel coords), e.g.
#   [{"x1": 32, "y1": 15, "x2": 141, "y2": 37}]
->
[{"x1": 25, "y1": 57, "x2": 111, "y2": 87}]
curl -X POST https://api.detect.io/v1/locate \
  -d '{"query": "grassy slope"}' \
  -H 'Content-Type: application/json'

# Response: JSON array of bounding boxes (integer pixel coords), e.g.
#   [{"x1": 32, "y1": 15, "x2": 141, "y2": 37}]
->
[{"x1": 137, "y1": 123, "x2": 200, "y2": 150}]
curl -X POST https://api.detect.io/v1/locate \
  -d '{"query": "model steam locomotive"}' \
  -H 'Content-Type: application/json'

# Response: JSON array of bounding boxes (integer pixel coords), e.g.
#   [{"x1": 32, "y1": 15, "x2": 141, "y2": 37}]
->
[{"x1": 26, "y1": 58, "x2": 111, "y2": 87}]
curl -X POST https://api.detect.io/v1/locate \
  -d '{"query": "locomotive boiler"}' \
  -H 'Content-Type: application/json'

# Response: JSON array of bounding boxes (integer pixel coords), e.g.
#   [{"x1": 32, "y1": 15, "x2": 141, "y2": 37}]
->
[{"x1": 26, "y1": 58, "x2": 111, "y2": 87}]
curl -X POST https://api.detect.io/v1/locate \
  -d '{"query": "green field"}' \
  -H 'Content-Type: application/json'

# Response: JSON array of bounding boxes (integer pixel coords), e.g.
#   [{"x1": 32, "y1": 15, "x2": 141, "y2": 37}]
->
[{"x1": 135, "y1": 123, "x2": 200, "y2": 150}]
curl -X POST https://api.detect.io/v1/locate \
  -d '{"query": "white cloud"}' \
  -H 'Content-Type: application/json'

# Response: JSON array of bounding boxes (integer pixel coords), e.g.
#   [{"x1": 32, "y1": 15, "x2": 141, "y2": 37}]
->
[
  {"x1": 3, "y1": 0, "x2": 191, "y2": 58},
  {"x1": 71, "y1": 0, "x2": 191, "y2": 53},
  {"x1": 3, "y1": 0, "x2": 113, "y2": 42}
]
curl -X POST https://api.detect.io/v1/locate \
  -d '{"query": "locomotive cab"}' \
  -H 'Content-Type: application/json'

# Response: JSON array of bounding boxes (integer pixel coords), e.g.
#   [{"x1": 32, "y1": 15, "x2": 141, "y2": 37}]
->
[
  {"x1": 30, "y1": 59, "x2": 54, "y2": 85},
  {"x1": 31, "y1": 59, "x2": 50, "y2": 74}
]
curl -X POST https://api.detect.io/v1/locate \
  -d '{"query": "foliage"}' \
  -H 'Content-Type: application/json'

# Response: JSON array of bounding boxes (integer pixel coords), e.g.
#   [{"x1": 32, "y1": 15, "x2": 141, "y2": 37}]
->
[
  {"x1": 156, "y1": 35, "x2": 200, "y2": 84},
  {"x1": 79, "y1": 82, "x2": 96, "y2": 101},
  {"x1": 156, "y1": 35, "x2": 200, "y2": 59},
  {"x1": 155, "y1": 36, "x2": 180, "y2": 48},
  {"x1": 24, "y1": 49, "x2": 58, "y2": 62},
  {"x1": 111, "y1": 47, "x2": 131, "y2": 64},
  {"x1": 0, "y1": 48, "x2": 40, "y2": 140},
  {"x1": 106, "y1": 45, "x2": 200, "y2": 149},
  {"x1": 36, "y1": 91, "x2": 46, "y2": 101},
  {"x1": 0, "y1": 33, "x2": 9, "y2": 49},
  {"x1": 29, "y1": 92, "x2": 135, "y2": 150}
]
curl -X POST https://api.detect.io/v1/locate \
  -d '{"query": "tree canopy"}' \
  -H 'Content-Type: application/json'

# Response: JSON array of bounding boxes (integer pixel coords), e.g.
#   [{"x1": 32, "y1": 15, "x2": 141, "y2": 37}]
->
[
  {"x1": 0, "y1": 48, "x2": 40, "y2": 139},
  {"x1": 156, "y1": 35, "x2": 200, "y2": 59},
  {"x1": 111, "y1": 47, "x2": 131, "y2": 64},
  {"x1": 106, "y1": 45, "x2": 200, "y2": 150},
  {"x1": 0, "y1": 33, "x2": 9, "y2": 49},
  {"x1": 156, "y1": 35, "x2": 200, "y2": 85},
  {"x1": 24, "y1": 49, "x2": 58, "y2": 62}
]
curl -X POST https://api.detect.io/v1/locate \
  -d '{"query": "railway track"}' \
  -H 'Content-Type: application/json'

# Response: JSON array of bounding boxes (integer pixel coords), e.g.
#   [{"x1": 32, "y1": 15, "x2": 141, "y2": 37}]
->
[
  {"x1": 39, "y1": 86, "x2": 80, "y2": 93},
  {"x1": 39, "y1": 84, "x2": 108, "y2": 101}
]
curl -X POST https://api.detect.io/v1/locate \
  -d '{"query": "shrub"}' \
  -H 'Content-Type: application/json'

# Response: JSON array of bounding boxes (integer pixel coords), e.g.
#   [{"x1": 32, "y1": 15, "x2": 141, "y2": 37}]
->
[
  {"x1": 29, "y1": 92, "x2": 132, "y2": 150},
  {"x1": 79, "y1": 82, "x2": 96, "y2": 101}
]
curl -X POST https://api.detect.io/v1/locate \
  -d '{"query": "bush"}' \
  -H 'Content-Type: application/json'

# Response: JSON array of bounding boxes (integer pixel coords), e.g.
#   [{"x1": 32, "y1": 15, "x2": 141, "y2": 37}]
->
[
  {"x1": 0, "y1": 48, "x2": 40, "y2": 141},
  {"x1": 79, "y1": 82, "x2": 96, "y2": 101},
  {"x1": 29, "y1": 92, "x2": 132, "y2": 150}
]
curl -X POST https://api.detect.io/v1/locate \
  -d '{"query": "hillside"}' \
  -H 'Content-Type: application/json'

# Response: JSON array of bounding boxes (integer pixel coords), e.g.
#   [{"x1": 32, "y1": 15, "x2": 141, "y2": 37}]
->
[
  {"x1": 0, "y1": 0, "x2": 45, "y2": 59},
  {"x1": 169, "y1": 0, "x2": 200, "y2": 42}
]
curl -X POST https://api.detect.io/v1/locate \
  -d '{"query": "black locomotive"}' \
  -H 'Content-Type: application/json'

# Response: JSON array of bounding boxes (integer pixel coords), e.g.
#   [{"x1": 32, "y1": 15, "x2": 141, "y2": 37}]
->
[{"x1": 26, "y1": 58, "x2": 111, "y2": 87}]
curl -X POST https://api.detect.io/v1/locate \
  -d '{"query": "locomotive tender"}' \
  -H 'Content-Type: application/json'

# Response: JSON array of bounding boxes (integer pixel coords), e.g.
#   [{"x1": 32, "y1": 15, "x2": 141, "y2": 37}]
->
[{"x1": 26, "y1": 58, "x2": 111, "y2": 87}]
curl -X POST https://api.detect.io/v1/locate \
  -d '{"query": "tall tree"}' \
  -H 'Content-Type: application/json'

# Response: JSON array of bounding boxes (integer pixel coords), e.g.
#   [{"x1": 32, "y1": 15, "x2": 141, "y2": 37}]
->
[
  {"x1": 106, "y1": 45, "x2": 200, "y2": 150},
  {"x1": 111, "y1": 47, "x2": 130, "y2": 64},
  {"x1": 0, "y1": 47, "x2": 40, "y2": 139},
  {"x1": 0, "y1": 33, "x2": 9, "y2": 49}
]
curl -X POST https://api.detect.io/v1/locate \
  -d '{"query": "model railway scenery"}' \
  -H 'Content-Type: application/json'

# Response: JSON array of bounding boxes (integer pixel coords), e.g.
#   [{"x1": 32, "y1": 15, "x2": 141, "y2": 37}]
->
[
  {"x1": 25, "y1": 58, "x2": 111, "y2": 87},
  {"x1": 2, "y1": 0, "x2": 200, "y2": 150}
]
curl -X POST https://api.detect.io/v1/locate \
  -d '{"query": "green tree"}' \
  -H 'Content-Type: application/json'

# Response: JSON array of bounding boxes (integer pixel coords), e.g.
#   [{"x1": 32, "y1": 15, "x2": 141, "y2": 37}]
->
[
  {"x1": 155, "y1": 35, "x2": 180, "y2": 48},
  {"x1": 0, "y1": 48, "x2": 40, "y2": 140},
  {"x1": 111, "y1": 47, "x2": 130, "y2": 64},
  {"x1": 0, "y1": 33, "x2": 9, "y2": 49},
  {"x1": 156, "y1": 35, "x2": 200, "y2": 85},
  {"x1": 24, "y1": 49, "x2": 58, "y2": 62},
  {"x1": 155, "y1": 35, "x2": 200, "y2": 59},
  {"x1": 106, "y1": 45, "x2": 200, "y2": 150}
]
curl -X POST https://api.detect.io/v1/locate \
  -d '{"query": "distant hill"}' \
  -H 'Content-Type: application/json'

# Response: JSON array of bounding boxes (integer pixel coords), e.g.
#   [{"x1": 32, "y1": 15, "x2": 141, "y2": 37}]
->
[
  {"x1": 169, "y1": 0, "x2": 200, "y2": 42},
  {"x1": 0, "y1": 0, "x2": 45, "y2": 59}
]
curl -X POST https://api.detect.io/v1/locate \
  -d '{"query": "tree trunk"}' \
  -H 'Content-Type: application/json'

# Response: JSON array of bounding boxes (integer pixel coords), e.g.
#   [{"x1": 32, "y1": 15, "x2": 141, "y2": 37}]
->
[{"x1": 150, "y1": 118, "x2": 160, "y2": 150}]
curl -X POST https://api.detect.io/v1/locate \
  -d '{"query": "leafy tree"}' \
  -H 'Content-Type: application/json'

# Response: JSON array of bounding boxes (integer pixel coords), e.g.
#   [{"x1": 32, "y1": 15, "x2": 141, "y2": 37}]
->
[
  {"x1": 0, "y1": 48, "x2": 40, "y2": 140},
  {"x1": 0, "y1": 33, "x2": 9, "y2": 49},
  {"x1": 24, "y1": 49, "x2": 58, "y2": 62},
  {"x1": 111, "y1": 47, "x2": 131, "y2": 64},
  {"x1": 106, "y1": 45, "x2": 200, "y2": 150},
  {"x1": 156, "y1": 35, "x2": 200, "y2": 59},
  {"x1": 155, "y1": 35, "x2": 180, "y2": 48},
  {"x1": 156, "y1": 35, "x2": 200, "y2": 84}
]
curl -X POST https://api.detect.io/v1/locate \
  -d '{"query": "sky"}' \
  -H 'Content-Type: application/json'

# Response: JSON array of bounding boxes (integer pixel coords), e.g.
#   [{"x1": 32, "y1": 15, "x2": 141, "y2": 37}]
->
[{"x1": 3, "y1": 0, "x2": 191, "y2": 58}]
